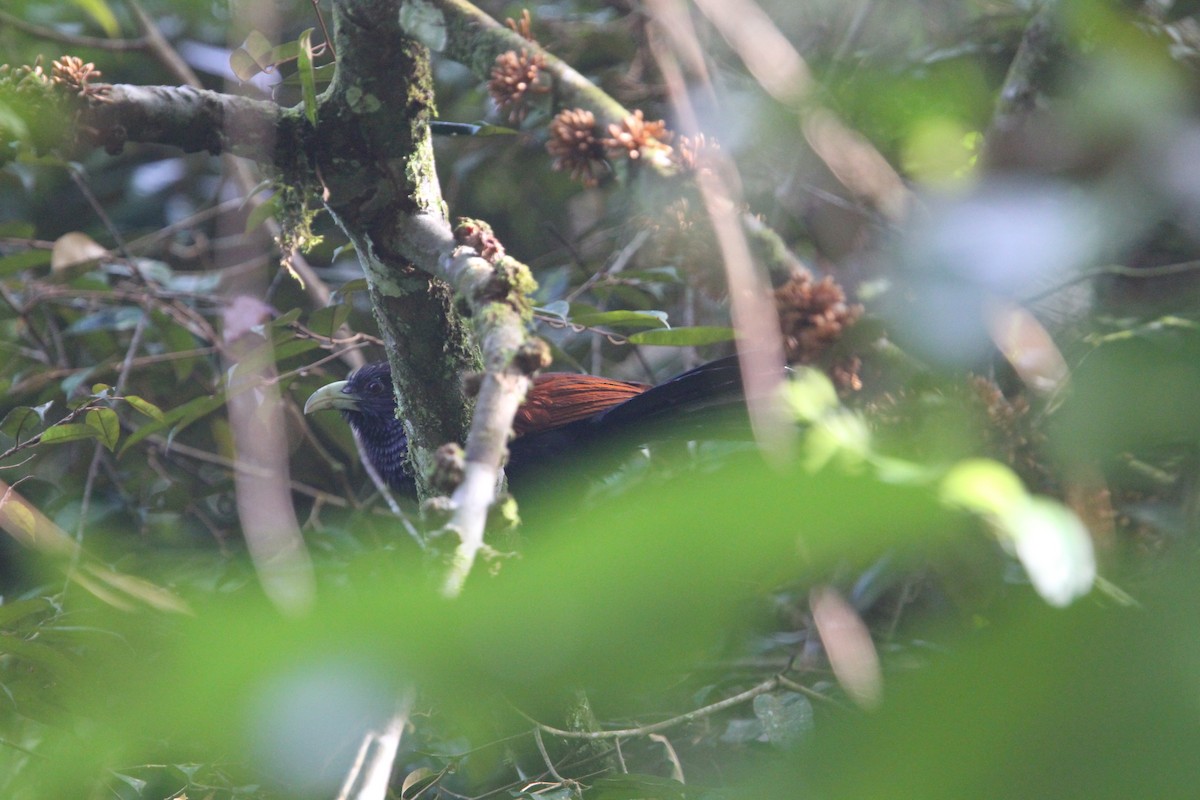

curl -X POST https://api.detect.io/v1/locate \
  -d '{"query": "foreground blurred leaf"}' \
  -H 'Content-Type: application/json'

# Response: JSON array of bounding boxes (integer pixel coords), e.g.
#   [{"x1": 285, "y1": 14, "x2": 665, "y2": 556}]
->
[
  {"x1": 18, "y1": 457, "x2": 950, "y2": 795},
  {"x1": 789, "y1": 568, "x2": 1200, "y2": 800}
]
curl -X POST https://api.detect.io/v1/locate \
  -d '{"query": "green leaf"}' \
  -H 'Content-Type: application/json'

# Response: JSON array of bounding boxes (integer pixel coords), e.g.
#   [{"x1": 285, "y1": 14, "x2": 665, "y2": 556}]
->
[
  {"x1": 0, "y1": 635, "x2": 79, "y2": 678},
  {"x1": 0, "y1": 248, "x2": 52, "y2": 276},
  {"x1": 333, "y1": 277, "x2": 368, "y2": 297},
  {"x1": 0, "y1": 100, "x2": 30, "y2": 141},
  {"x1": 245, "y1": 194, "x2": 281, "y2": 234},
  {"x1": 39, "y1": 423, "x2": 101, "y2": 446},
  {"x1": 280, "y1": 62, "x2": 335, "y2": 87},
  {"x1": 230, "y1": 30, "x2": 274, "y2": 80},
  {"x1": 570, "y1": 309, "x2": 669, "y2": 329},
  {"x1": 627, "y1": 326, "x2": 736, "y2": 346},
  {"x1": 0, "y1": 597, "x2": 54, "y2": 629},
  {"x1": 535, "y1": 301, "x2": 570, "y2": 320},
  {"x1": 621, "y1": 266, "x2": 683, "y2": 285},
  {"x1": 0, "y1": 406, "x2": 45, "y2": 440},
  {"x1": 123, "y1": 395, "x2": 165, "y2": 422},
  {"x1": 273, "y1": 338, "x2": 321, "y2": 361},
  {"x1": 297, "y1": 28, "x2": 318, "y2": 126},
  {"x1": 272, "y1": 308, "x2": 303, "y2": 328},
  {"x1": 70, "y1": 0, "x2": 120, "y2": 37},
  {"x1": 940, "y1": 458, "x2": 1027, "y2": 518},
  {"x1": 308, "y1": 303, "x2": 351, "y2": 338},
  {"x1": 85, "y1": 408, "x2": 120, "y2": 451},
  {"x1": 119, "y1": 394, "x2": 226, "y2": 456}
]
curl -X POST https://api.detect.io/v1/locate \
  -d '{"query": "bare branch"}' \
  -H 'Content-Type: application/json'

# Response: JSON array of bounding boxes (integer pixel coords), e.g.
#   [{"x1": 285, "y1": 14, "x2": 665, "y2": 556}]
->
[{"x1": 81, "y1": 84, "x2": 295, "y2": 164}]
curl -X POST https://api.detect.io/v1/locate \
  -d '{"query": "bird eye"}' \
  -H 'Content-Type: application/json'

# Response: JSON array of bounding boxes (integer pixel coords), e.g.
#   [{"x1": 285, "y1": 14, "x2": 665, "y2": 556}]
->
[{"x1": 366, "y1": 380, "x2": 386, "y2": 396}]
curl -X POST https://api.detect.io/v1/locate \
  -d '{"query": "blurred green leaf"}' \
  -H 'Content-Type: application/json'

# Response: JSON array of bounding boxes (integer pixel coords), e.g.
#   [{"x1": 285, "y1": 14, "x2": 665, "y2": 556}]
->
[
  {"x1": 0, "y1": 598, "x2": 54, "y2": 628},
  {"x1": 0, "y1": 249, "x2": 52, "y2": 276},
  {"x1": 940, "y1": 458, "x2": 1027, "y2": 517},
  {"x1": 69, "y1": 0, "x2": 119, "y2": 37},
  {"x1": 297, "y1": 28, "x2": 318, "y2": 126},
  {"x1": 628, "y1": 327, "x2": 736, "y2": 346},
  {"x1": 230, "y1": 30, "x2": 275, "y2": 81},
  {"x1": 308, "y1": 302, "x2": 351, "y2": 338},
  {"x1": 122, "y1": 395, "x2": 165, "y2": 422},
  {"x1": 245, "y1": 194, "x2": 281, "y2": 234},
  {"x1": 0, "y1": 406, "x2": 45, "y2": 440},
  {"x1": 118, "y1": 393, "x2": 225, "y2": 456},
  {"x1": 570, "y1": 309, "x2": 669, "y2": 329},
  {"x1": 590, "y1": 774, "x2": 686, "y2": 800}
]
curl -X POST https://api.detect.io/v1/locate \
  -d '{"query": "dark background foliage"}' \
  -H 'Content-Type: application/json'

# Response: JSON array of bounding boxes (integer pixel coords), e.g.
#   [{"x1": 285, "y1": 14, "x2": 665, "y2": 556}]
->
[{"x1": 2, "y1": 0, "x2": 1200, "y2": 798}]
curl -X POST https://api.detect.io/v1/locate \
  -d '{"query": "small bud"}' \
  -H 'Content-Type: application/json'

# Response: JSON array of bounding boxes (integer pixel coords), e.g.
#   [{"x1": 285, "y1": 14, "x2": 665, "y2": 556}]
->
[
  {"x1": 430, "y1": 442, "x2": 466, "y2": 493},
  {"x1": 512, "y1": 339, "x2": 552, "y2": 375}
]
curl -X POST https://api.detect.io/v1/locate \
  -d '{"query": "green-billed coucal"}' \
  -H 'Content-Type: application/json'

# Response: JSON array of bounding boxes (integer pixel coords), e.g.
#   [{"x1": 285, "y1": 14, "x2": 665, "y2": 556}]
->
[{"x1": 303, "y1": 355, "x2": 751, "y2": 493}]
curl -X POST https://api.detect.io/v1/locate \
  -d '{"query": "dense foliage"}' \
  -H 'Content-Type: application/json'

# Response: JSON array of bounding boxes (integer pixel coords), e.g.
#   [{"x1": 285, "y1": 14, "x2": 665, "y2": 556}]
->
[{"x1": 2, "y1": 0, "x2": 1200, "y2": 798}]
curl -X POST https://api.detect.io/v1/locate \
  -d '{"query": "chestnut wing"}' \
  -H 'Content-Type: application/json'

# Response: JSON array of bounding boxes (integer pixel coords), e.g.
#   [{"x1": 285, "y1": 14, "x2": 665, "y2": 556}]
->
[{"x1": 514, "y1": 373, "x2": 650, "y2": 437}]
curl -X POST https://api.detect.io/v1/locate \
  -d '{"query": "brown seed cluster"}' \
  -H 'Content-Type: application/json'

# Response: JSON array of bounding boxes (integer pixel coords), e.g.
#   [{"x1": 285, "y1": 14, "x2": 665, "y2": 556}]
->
[
  {"x1": 51, "y1": 55, "x2": 108, "y2": 100},
  {"x1": 546, "y1": 108, "x2": 606, "y2": 186},
  {"x1": 774, "y1": 269, "x2": 863, "y2": 367},
  {"x1": 488, "y1": 49, "x2": 549, "y2": 124},
  {"x1": 602, "y1": 110, "x2": 673, "y2": 166}
]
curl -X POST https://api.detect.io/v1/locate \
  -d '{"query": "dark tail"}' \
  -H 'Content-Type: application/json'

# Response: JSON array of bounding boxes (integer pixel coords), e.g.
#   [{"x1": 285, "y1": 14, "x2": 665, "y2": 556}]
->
[{"x1": 589, "y1": 354, "x2": 748, "y2": 434}]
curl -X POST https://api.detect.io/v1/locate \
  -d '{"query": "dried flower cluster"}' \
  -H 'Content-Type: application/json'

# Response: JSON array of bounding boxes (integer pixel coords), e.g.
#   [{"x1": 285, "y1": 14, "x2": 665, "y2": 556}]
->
[
  {"x1": 51, "y1": 55, "x2": 108, "y2": 100},
  {"x1": 969, "y1": 376, "x2": 1048, "y2": 485},
  {"x1": 488, "y1": 49, "x2": 548, "y2": 124},
  {"x1": 602, "y1": 110, "x2": 673, "y2": 167},
  {"x1": 773, "y1": 269, "x2": 864, "y2": 391},
  {"x1": 674, "y1": 133, "x2": 718, "y2": 172},
  {"x1": 505, "y1": 9, "x2": 536, "y2": 42},
  {"x1": 546, "y1": 108, "x2": 606, "y2": 186},
  {"x1": 774, "y1": 269, "x2": 863, "y2": 365}
]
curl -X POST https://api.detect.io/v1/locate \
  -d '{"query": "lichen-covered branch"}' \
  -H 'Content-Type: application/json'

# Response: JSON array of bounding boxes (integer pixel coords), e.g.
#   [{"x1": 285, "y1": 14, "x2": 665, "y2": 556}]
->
[
  {"x1": 989, "y1": 1, "x2": 1065, "y2": 139},
  {"x1": 81, "y1": 84, "x2": 299, "y2": 163},
  {"x1": 323, "y1": 1, "x2": 541, "y2": 585}
]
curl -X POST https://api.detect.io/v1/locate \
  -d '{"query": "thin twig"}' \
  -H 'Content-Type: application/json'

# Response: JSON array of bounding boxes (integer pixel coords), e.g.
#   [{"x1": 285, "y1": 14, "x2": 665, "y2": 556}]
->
[
  {"x1": 1022, "y1": 259, "x2": 1200, "y2": 305},
  {"x1": 519, "y1": 677, "x2": 783, "y2": 740},
  {"x1": 532, "y1": 728, "x2": 566, "y2": 783},
  {"x1": 0, "y1": 10, "x2": 149, "y2": 50}
]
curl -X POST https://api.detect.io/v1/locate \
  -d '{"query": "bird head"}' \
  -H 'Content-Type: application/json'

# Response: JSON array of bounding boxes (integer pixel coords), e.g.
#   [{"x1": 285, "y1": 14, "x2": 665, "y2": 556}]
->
[
  {"x1": 303, "y1": 362, "x2": 414, "y2": 492},
  {"x1": 303, "y1": 362, "x2": 396, "y2": 424}
]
